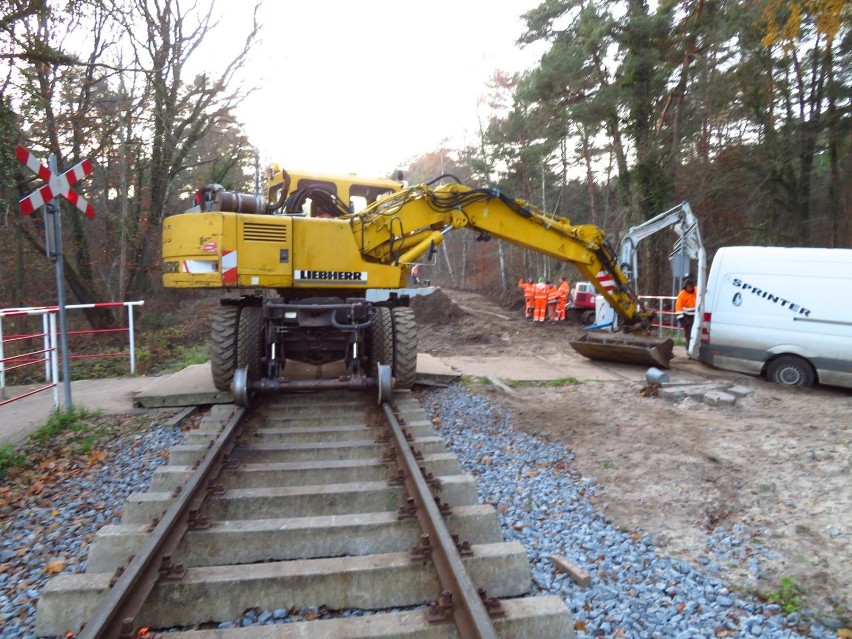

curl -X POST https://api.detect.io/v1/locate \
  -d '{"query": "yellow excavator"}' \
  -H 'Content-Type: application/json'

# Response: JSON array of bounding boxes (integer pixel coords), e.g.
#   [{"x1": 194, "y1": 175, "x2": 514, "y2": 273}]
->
[{"x1": 162, "y1": 169, "x2": 672, "y2": 403}]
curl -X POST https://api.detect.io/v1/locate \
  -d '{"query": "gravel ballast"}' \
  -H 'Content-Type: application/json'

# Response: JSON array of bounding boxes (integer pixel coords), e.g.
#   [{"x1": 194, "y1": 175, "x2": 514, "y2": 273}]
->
[
  {"x1": 421, "y1": 385, "x2": 838, "y2": 639},
  {"x1": 0, "y1": 386, "x2": 840, "y2": 637},
  {"x1": 0, "y1": 420, "x2": 186, "y2": 639}
]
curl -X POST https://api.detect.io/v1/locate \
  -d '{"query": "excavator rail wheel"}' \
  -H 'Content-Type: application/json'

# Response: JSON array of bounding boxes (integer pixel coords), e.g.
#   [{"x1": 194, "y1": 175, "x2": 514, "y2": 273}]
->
[
  {"x1": 231, "y1": 367, "x2": 251, "y2": 407},
  {"x1": 376, "y1": 363, "x2": 392, "y2": 404}
]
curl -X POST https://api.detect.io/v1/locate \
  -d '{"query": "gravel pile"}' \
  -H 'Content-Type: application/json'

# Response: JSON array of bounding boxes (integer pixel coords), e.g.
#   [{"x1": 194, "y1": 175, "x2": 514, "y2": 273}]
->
[
  {"x1": 0, "y1": 422, "x2": 186, "y2": 639},
  {"x1": 421, "y1": 385, "x2": 838, "y2": 639}
]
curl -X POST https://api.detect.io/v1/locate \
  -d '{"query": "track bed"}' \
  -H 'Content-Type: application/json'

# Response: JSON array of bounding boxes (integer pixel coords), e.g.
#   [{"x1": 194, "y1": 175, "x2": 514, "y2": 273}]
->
[{"x1": 36, "y1": 391, "x2": 573, "y2": 637}]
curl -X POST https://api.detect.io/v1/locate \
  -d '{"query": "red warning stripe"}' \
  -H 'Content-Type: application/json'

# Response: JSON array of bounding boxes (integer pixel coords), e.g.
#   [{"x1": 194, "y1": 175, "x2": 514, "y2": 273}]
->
[
  {"x1": 221, "y1": 250, "x2": 238, "y2": 284},
  {"x1": 595, "y1": 270, "x2": 615, "y2": 291}
]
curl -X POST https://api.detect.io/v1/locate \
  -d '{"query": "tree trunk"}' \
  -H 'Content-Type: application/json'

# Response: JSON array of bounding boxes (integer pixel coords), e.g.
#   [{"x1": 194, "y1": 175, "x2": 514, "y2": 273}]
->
[
  {"x1": 497, "y1": 240, "x2": 507, "y2": 291},
  {"x1": 441, "y1": 236, "x2": 456, "y2": 287},
  {"x1": 580, "y1": 126, "x2": 598, "y2": 225}
]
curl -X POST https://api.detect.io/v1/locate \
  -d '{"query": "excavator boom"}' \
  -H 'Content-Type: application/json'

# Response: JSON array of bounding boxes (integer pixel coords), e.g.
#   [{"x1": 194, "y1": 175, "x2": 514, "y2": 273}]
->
[{"x1": 348, "y1": 182, "x2": 650, "y2": 327}]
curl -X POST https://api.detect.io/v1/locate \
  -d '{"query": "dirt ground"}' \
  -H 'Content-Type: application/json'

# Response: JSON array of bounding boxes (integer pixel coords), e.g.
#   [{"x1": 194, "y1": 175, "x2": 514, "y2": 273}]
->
[{"x1": 411, "y1": 288, "x2": 851, "y2": 626}]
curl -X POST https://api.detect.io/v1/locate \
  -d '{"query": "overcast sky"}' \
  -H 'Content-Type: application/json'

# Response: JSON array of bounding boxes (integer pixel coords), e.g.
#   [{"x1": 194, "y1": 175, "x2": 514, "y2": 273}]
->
[{"x1": 218, "y1": 1, "x2": 542, "y2": 177}]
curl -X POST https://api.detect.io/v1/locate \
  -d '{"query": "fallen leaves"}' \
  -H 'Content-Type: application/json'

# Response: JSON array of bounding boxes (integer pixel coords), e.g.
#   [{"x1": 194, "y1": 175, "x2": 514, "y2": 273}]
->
[
  {"x1": 86, "y1": 451, "x2": 107, "y2": 466},
  {"x1": 44, "y1": 559, "x2": 66, "y2": 574}
]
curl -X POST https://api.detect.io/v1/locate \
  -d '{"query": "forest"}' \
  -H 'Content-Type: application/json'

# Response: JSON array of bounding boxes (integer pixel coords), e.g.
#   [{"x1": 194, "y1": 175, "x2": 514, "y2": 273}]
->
[{"x1": 1, "y1": 0, "x2": 850, "y2": 330}]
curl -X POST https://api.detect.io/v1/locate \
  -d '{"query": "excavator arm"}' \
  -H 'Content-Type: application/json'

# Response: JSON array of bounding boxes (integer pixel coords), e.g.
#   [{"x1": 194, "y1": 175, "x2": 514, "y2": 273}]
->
[{"x1": 348, "y1": 181, "x2": 651, "y2": 327}]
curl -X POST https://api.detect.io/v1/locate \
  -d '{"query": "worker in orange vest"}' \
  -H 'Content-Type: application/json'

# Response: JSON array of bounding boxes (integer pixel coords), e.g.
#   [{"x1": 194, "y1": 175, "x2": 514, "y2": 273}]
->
[
  {"x1": 676, "y1": 277, "x2": 697, "y2": 354},
  {"x1": 533, "y1": 277, "x2": 549, "y2": 322},
  {"x1": 556, "y1": 277, "x2": 570, "y2": 321},
  {"x1": 546, "y1": 281, "x2": 559, "y2": 322},
  {"x1": 518, "y1": 277, "x2": 535, "y2": 320}
]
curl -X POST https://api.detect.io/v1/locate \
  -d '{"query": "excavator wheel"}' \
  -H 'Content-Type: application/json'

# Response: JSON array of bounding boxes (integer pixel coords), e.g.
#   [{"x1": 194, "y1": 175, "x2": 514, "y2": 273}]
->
[
  {"x1": 371, "y1": 306, "x2": 394, "y2": 371},
  {"x1": 237, "y1": 305, "x2": 264, "y2": 382},
  {"x1": 210, "y1": 305, "x2": 241, "y2": 391},
  {"x1": 391, "y1": 307, "x2": 418, "y2": 389}
]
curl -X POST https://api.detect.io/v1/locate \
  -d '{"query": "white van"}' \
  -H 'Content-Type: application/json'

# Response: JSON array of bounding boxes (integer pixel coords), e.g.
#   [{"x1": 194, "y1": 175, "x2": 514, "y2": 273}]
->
[{"x1": 697, "y1": 246, "x2": 852, "y2": 388}]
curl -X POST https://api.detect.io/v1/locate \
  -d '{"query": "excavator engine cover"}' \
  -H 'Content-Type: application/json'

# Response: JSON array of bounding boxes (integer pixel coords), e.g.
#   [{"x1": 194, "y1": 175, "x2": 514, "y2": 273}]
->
[{"x1": 569, "y1": 333, "x2": 674, "y2": 369}]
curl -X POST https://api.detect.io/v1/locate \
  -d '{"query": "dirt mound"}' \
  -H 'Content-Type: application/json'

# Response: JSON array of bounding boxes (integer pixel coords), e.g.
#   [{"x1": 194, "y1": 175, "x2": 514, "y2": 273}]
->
[
  {"x1": 409, "y1": 288, "x2": 582, "y2": 358},
  {"x1": 410, "y1": 289, "x2": 469, "y2": 326}
]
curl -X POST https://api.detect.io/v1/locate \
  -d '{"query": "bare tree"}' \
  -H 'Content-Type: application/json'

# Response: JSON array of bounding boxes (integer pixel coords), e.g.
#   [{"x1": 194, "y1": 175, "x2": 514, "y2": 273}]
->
[{"x1": 120, "y1": 0, "x2": 260, "y2": 296}]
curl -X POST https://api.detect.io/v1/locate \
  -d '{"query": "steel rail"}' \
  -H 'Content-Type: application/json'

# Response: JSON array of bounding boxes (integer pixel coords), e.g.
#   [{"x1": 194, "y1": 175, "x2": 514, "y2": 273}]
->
[
  {"x1": 381, "y1": 402, "x2": 499, "y2": 639},
  {"x1": 79, "y1": 407, "x2": 246, "y2": 638}
]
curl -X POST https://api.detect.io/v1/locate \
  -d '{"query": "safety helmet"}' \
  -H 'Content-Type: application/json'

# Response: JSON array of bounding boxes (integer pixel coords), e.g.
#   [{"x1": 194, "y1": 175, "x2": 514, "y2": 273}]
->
[{"x1": 538, "y1": 277, "x2": 544, "y2": 283}]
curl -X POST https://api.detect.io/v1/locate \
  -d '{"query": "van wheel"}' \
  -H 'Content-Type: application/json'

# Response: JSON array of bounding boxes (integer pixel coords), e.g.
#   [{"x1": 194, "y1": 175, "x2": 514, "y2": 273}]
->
[{"x1": 766, "y1": 355, "x2": 815, "y2": 387}]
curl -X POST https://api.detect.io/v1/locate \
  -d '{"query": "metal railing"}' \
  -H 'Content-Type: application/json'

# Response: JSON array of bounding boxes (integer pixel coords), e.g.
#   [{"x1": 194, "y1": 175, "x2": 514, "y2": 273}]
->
[
  {"x1": 0, "y1": 301, "x2": 144, "y2": 408},
  {"x1": 639, "y1": 295, "x2": 680, "y2": 338}
]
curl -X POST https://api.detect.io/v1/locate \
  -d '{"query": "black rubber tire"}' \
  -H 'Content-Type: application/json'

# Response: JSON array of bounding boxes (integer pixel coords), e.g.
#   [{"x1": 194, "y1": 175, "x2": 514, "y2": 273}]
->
[
  {"x1": 210, "y1": 305, "x2": 240, "y2": 391},
  {"x1": 391, "y1": 306, "x2": 418, "y2": 389},
  {"x1": 580, "y1": 310, "x2": 595, "y2": 325},
  {"x1": 766, "y1": 355, "x2": 815, "y2": 387},
  {"x1": 237, "y1": 305, "x2": 264, "y2": 382},
  {"x1": 371, "y1": 306, "x2": 394, "y2": 370}
]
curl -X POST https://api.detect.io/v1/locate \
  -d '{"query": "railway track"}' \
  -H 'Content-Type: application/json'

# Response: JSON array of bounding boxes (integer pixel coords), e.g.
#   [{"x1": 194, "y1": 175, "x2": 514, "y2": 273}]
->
[{"x1": 35, "y1": 389, "x2": 574, "y2": 638}]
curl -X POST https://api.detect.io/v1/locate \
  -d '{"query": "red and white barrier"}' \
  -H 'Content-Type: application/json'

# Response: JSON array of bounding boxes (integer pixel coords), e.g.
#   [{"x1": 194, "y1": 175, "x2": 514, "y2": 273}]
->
[{"x1": 0, "y1": 301, "x2": 143, "y2": 408}]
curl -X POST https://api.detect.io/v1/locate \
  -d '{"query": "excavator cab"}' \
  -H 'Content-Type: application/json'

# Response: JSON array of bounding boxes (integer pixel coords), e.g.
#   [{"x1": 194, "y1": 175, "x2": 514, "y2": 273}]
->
[{"x1": 267, "y1": 168, "x2": 404, "y2": 216}]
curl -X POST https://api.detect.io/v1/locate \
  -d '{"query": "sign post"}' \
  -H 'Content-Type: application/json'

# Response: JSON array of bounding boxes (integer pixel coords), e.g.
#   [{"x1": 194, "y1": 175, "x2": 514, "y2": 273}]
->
[{"x1": 16, "y1": 145, "x2": 95, "y2": 409}]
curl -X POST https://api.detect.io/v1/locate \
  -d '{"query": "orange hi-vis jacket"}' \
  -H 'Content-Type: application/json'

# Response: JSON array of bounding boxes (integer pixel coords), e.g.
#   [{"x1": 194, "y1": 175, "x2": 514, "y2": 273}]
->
[
  {"x1": 533, "y1": 281, "x2": 549, "y2": 321},
  {"x1": 547, "y1": 285, "x2": 559, "y2": 305},
  {"x1": 675, "y1": 288, "x2": 697, "y2": 315},
  {"x1": 519, "y1": 278, "x2": 535, "y2": 317},
  {"x1": 556, "y1": 280, "x2": 570, "y2": 319},
  {"x1": 518, "y1": 278, "x2": 535, "y2": 301}
]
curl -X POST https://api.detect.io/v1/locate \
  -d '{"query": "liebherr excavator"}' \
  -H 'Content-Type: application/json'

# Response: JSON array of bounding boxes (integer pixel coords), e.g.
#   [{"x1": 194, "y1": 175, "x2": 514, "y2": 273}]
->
[{"x1": 161, "y1": 170, "x2": 670, "y2": 404}]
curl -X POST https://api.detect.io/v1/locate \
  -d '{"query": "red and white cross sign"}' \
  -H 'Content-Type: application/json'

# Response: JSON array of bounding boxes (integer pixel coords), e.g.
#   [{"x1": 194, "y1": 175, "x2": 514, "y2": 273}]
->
[{"x1": 16, "y1": 145, "x2": 95, "y2": 219}]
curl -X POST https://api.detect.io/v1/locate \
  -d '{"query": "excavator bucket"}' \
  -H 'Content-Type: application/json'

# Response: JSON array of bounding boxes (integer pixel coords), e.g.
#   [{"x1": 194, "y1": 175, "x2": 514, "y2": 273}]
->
[{"x1": 569, "y1": 332, "x2": 675, "y2": 369}]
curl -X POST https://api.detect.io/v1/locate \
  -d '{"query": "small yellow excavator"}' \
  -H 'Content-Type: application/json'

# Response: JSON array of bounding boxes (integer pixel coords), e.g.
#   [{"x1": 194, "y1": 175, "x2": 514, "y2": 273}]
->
[{"x1": 161, "y1": 169, "x2": 675, "y2": 403}]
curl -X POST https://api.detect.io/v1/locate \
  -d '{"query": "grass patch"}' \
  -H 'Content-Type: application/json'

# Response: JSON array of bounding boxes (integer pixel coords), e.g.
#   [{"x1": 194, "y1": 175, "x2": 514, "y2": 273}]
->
[
  {"x1": 0, "y1": 444, "x2": 26, "y2": 480},
  {"x1": 546, "y1": 377, "x2": 580, "y2": 386},
  {"x1": 766, "y1": 576, "x2": 804, "y2": 613},
  {"x1": 32, "y1": 406, "x2": 101, "y2": 444},
  {"x1": 0, "y1": 410, "x2": 158, "y2": 512},
  {"x1": 507, "y1": 378, "x2": 582, "y2": 388}
]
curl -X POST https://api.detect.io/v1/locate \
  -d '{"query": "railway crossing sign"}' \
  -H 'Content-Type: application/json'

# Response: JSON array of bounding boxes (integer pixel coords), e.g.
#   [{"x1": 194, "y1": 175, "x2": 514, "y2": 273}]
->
[
  {"x1": 15, "y1": 144, "x2": 95, "y2": 219},
  {"x1": 14, "y1": 144, "x2": 96, "y2": 409}
]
